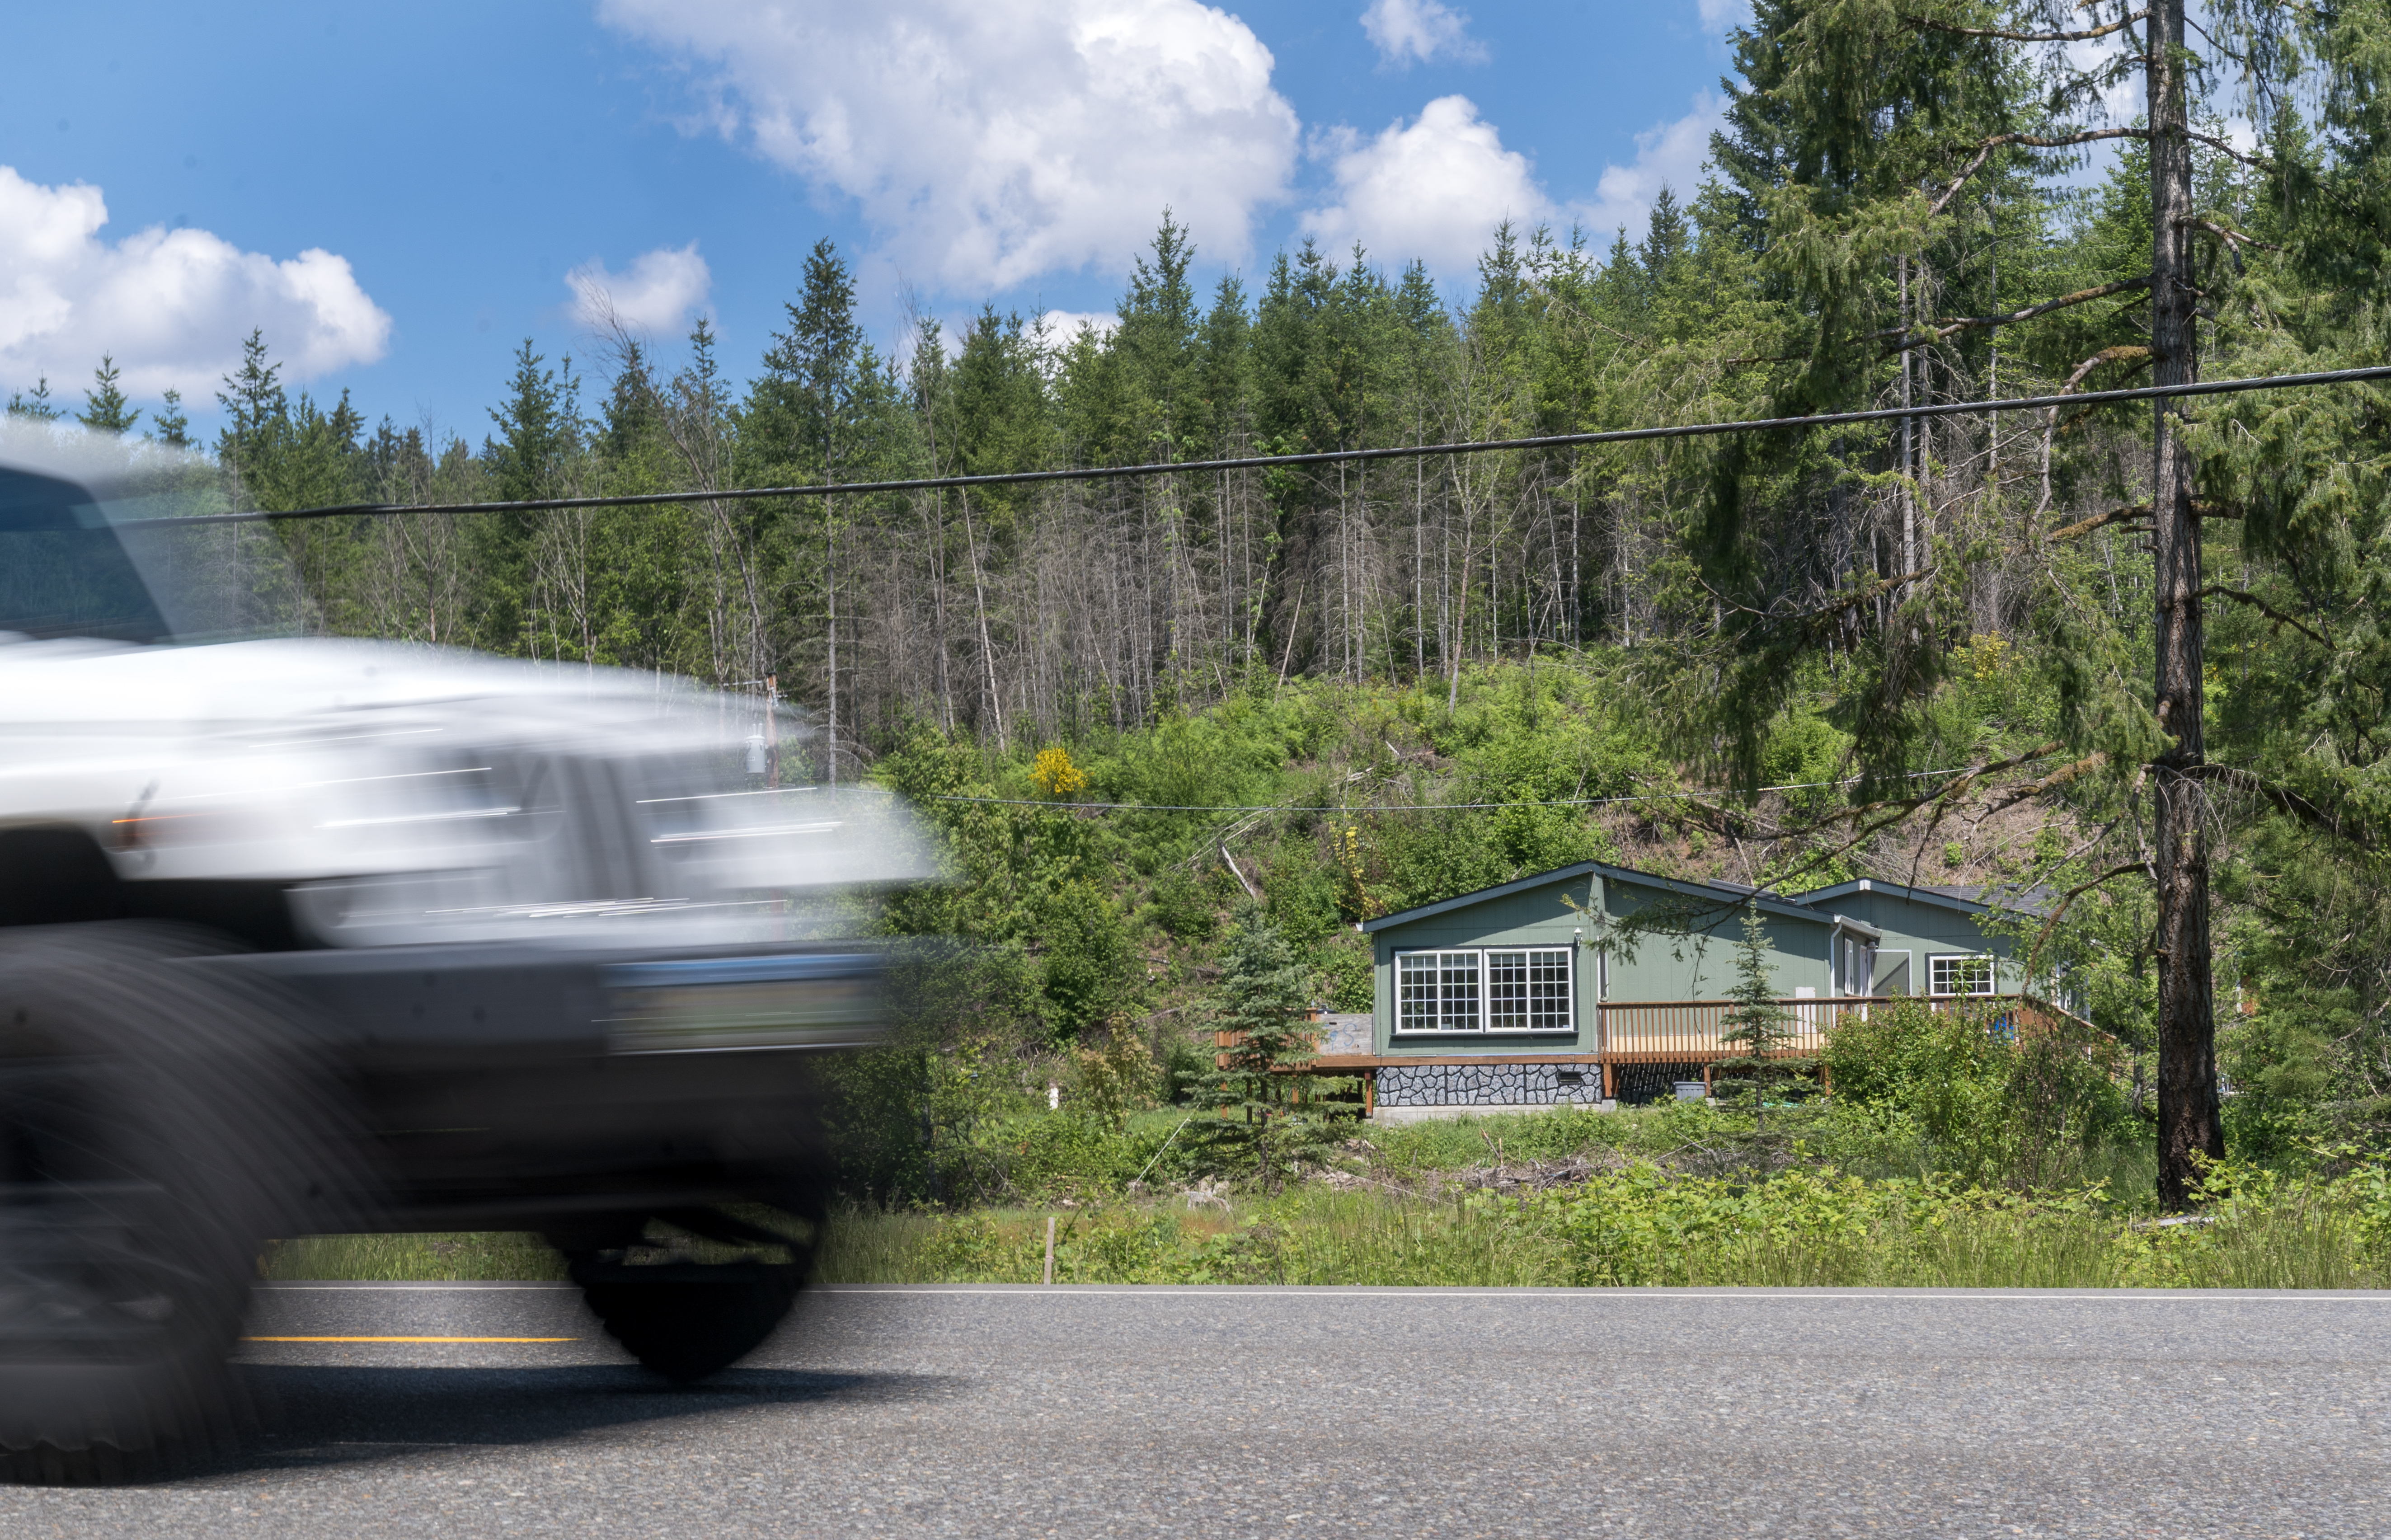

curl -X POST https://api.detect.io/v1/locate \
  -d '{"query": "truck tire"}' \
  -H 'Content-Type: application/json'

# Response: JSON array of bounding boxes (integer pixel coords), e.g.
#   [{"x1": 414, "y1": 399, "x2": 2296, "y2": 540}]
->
[
  {"x1": 562, "y1": 1192, "x2": 824, "y2": 1382},
  {"x1": 0, "y1": 925, "x2": 365, "y2": 1483}
]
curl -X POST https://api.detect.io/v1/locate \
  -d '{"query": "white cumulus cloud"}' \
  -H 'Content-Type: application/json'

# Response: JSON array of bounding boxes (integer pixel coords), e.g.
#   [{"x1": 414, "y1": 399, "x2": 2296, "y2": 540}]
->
[
  {"x1": 0, "y1": 165, "x2": 389, "y2": 404},
  {"x1": 1362, "y1": 0, "x2": 1488, "y2": 67},
  {"x1": 566, "y1": 243, "x2": 713, "y2": 334},
  {"x1": 1301, "y1": 96, "x2": 1544, "y2": 272},
  {"x1": 1567, "y1": 97, "x2": 1721, "y2": 241},
  {"x1": 599, "y1": 0, "x2": 1301, "y2": 292}
]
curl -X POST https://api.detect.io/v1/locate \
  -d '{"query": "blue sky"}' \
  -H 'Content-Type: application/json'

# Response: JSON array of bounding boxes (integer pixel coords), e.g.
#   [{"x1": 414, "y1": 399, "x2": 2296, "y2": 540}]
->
[{"x1": 3, "y1": 0, "x2": 1744, "y2": 439}]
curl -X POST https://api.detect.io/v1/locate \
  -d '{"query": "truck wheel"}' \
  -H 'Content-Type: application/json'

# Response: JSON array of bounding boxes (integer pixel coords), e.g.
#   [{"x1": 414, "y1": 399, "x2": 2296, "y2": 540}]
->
[
  {"x1": 0, "y1": 925, "x2": 362, "y2": 1483},
  {"x1": 563, "y1": 1195, "x2": 822, "y2": 1382}
]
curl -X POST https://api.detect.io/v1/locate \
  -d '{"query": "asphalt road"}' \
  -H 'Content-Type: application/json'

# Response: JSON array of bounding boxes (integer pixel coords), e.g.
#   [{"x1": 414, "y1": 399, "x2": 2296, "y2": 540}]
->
[{"x1": 5, "y1": 1283, "x2": 2387, "y2": 1538}]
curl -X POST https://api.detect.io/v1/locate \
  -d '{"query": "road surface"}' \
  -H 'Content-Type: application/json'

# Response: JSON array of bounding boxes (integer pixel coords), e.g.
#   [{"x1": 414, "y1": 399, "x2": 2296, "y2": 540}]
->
[{"x1": 6, "y1": 1282, "x2": 2387, "y2": 1537}]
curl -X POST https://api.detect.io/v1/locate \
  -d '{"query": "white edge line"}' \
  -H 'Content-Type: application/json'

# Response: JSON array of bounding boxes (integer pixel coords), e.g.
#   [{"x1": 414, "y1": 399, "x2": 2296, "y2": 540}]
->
[
  {"x1": 255, "y1": 1282, "x2": 577, "y2": 1291},
  {"x1": 809, "y1": 1286, "x2": 2391, "y2": 1301}
]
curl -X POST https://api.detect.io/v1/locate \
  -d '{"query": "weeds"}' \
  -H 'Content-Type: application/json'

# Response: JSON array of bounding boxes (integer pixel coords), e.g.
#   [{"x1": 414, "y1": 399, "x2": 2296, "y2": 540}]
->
[{"x1": 259, "y1": 1232, "x2": 567, "y2": 1282}]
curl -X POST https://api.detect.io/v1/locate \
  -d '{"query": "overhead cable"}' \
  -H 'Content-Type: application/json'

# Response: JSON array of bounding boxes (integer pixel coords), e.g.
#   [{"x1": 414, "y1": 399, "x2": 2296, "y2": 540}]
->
[{"x1": 155, "y1": 363, "x2": 2391, "y2": 526}]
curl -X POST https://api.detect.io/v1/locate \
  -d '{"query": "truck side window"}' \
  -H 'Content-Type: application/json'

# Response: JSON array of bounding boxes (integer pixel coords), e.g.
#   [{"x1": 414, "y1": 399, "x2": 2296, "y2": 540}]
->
[{"x1": 0, "y1": 468, "x2": 170, "y2": 643}]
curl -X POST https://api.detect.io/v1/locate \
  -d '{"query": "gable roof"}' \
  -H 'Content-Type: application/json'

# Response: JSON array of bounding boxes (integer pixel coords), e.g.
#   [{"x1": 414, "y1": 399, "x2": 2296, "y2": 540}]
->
[
  {"x1": 1361, "y1": 859, "x2": 1846, "y2": 935},
  {"x1": 1787, "y1": 877, "x2": 2056, "y2": 920}
]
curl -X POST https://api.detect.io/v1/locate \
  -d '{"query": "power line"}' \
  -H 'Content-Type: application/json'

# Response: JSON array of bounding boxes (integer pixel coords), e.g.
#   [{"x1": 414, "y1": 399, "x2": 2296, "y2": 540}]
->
[
  {"x1": 155, "y1": 363, "x2": 2391, "y2": 526},
  {"x1": 923, "y1": 761, "x2": 2039, "y2": 813}
]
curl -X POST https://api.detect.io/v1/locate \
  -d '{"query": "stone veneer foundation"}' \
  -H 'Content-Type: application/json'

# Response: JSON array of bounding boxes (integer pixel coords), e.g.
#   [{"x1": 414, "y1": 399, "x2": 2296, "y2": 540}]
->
[{"x1": 1374, "y1": 1061, "x2": 1605, "y2": 1107}]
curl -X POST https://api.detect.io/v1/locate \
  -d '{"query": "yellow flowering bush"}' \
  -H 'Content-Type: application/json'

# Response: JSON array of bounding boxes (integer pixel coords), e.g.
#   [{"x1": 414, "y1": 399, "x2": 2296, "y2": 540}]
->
[{"x1": 1030, "y1": 745, "x2": 1090, "y2": 798}]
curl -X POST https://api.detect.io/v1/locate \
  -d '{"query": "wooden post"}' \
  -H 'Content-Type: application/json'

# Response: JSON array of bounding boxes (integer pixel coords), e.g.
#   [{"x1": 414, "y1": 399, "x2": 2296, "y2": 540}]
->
[
  {"x1": 1043, "y1": 1216, "x2": 1056, "y2": 1286},
  {"x1": 764, "y1": 673, "x2": 779, "y2": 788}
]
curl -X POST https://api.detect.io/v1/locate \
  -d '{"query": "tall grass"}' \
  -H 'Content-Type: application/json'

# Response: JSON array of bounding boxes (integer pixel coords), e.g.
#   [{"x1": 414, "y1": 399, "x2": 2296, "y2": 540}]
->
[
  {"x1": 810, "y1": 1158, "x2": 2391, "y2": 1289},
  {"x1": 260, "y1": 1232, "x2": 567, "y2": 1282},
  {"x1": 262, "y1": 1141, "x2": 2391, "y2": 1291}
]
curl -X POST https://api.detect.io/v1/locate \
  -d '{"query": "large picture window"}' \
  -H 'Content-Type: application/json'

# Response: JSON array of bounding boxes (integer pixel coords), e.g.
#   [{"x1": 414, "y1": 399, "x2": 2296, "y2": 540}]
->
[
  {"x1": 1929, "y1": 953, "x2": 1996, "y2": 997},
  {"x1": 1396, "y1": 947, "x2": 1573, "y2": 1033}
]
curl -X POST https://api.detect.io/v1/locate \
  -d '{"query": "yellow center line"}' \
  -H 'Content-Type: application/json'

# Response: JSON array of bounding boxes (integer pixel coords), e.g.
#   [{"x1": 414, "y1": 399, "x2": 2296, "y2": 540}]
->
[{"x1": 242, "y1": 1336, "x2": 581, "y2": 1344}]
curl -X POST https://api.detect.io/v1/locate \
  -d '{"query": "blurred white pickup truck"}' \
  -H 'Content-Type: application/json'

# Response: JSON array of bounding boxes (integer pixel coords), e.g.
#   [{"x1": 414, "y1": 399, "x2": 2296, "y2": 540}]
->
[{"x1": 0, "y1": 425, "x2": 932, "y2": 1480}]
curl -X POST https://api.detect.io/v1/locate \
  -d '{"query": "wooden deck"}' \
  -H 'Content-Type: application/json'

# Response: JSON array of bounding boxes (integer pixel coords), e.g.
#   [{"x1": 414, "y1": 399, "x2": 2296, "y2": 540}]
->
[{"x1": 1221, "y1": 995, "x2": 2086, "y2": 1108}]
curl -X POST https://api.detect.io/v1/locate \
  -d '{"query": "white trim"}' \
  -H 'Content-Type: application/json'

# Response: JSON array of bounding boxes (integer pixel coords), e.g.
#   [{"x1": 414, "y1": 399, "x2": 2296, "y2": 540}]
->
[{"x1": 1393, "y1": 945, "x2": 1575, "y2": 1035}]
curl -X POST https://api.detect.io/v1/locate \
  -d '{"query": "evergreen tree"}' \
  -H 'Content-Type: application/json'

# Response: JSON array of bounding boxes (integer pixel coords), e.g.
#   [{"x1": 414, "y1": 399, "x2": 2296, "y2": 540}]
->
[
  {"x1": 1712, "y1": 901, "x2": 1806, "y2": 1136},
  {"x1": 479, "y1": 339, "x2": 585, "y2": 653},
  {"x1": 6, "y1": 377, "x2": 62, "y2": 422},
  {"x1": 78, "y1": 355, "x2": 139, "y2": 435},
  {"x1": 761, "y1": 238, "x2": 862, "y2": 476},
  {"x1": 216, "y1": 330, "x2": 289, "y2": 512},
  {"x1": 1114, "y1": 211, "x2": 1205, "y2": 457},
  {"x1": 148, "y1": 389, "x2": 190, "y2": 448},
  {"x1": 1189, "y1": 908, "x2": 1347, "y2": 1187},
  {"x1": 484, "y1": 339, "x2": 579, "y2": 503}
]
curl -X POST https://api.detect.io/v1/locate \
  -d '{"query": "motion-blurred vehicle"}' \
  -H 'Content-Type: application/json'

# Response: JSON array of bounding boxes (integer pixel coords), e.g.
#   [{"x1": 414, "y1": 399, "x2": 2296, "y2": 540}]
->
[{"x1": 0, "y1": 425, "x2": 932, "y2": 1479}]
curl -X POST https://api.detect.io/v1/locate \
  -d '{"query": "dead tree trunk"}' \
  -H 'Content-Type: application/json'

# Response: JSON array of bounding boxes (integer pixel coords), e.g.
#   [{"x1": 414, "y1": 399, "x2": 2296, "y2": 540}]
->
[{"x1": 2147, "y1": 0, "x2": 2223, "y2": 1209}]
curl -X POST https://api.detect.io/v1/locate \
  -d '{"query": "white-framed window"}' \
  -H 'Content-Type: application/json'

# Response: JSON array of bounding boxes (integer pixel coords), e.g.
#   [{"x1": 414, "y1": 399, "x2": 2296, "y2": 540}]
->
[
  {"x1": 1396, "y1": 950, "x2": 1479, "y2": 1033},
  {"x1": 1396, "y1": 947, "x2": 1573, "y2": 1033},
  {"x1": 1929, "y1": 953, "x2": 1996, "y2": 997}
]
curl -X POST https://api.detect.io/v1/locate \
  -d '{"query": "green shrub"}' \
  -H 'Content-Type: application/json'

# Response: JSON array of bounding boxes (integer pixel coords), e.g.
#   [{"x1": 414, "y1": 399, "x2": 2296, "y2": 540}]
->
[{"x1": 1823, "y1": 999, "x2": 2132, "y2": 1186}]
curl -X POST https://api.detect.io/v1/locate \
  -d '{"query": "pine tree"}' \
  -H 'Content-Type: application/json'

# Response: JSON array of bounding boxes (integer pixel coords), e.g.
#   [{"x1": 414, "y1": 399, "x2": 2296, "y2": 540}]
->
[
  {"x1": 6, "y1": 377, "x2": 62, "y2": 422},
  {"x1": 485, "y1": 339, "x2": 578, "y2": 503},
  {"x1": 148, "y1": 389, "x2": 190, "y2": 448},
  {"x1": 216, "y1": 330, "x2": 289, "y2": 512},
  {"x1": 756, "y1": 240, "x2": 866, "y2": 788},
  {"x1": 1189, "y1": 908, "x2": 1346, "y2": 1187},
  {"x1": 761, "y1": 238, "x2": 862, "y2": 477},
  {"x1": 1676, "y1": 0, "x2": 2299, "y2": 1206},
  {"x1": 78, "y1": 355, "x2": 139, "y2": 434},
  {"x1": 1711, "y1": 900, "x2": 1805, "y2": 1136}
]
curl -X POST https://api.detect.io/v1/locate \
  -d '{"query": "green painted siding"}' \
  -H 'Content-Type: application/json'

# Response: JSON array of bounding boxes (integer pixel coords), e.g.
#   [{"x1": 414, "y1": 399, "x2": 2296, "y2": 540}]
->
[
  {"x1": 1824, "y1": 889, "x2": 2024, "y2": 998},
  {"x1": 1599, "y1": 884, "x2": 1829, "y2": 1002},
  {"x1": 1367, "y1": 870, "x2": 1835, "y2": 1055},
  {"x1": 1368, "y1": 877, "x2": 1593, "y2": 1056}
]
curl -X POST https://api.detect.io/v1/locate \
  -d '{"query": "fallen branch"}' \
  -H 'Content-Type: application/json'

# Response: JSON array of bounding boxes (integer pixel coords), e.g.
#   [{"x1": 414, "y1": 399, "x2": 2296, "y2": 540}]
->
[
  {"x1": 2190, "y1": 217, "x2": 2283, "y2": 253},
  {"x1": 1220, "y1": 843, "x2": 1261, "y2": 901},
  {"x1": 1984, "y1": 751, "x2": 2110, "y2": 815}
]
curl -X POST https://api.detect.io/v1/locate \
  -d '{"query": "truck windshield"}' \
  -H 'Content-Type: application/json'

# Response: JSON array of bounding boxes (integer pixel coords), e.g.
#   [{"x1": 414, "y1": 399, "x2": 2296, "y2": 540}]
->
[{"x1": 0, "y1": 467, "x2": 171, "y2": 643}]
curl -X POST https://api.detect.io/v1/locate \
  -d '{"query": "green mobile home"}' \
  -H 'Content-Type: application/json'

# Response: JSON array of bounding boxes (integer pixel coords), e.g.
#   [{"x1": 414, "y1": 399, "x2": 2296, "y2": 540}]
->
[
  {"x1": 1341, "y1": 860, "x2": 2034, "y2": 1116},
  {"x1": 1783, "y1": 878, "x2": 2036, "y2": 1000}
]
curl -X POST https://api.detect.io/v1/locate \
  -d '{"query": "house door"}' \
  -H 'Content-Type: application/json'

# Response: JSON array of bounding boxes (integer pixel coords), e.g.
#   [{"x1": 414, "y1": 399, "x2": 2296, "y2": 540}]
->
[{"x1": 1840, "y1": 935, "x2": 1876, "y2": 997}]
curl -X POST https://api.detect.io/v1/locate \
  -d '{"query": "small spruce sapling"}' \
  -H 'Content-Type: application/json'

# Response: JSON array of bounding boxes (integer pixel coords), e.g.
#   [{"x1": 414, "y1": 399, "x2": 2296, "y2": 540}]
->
[
  {"x1": 1189, "y1": 907, "x2": 1348, "y2": 1186},
  {"x1": 1712, "y1": 900, "x2": 1807, "y2": 1134}
]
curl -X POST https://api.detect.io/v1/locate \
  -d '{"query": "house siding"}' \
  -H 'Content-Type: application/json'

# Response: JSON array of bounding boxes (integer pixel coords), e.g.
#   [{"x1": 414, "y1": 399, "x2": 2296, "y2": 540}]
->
[
  {"x1": 1369, "y1": 877, "x2": 1594, "y2": 1055},
  {"x1": 1368, "y1": 869, "x2": 1836, "y2": 1054},
  {"x1": 1825, "y1": 889, "x2": 2025, "y2": 997}
]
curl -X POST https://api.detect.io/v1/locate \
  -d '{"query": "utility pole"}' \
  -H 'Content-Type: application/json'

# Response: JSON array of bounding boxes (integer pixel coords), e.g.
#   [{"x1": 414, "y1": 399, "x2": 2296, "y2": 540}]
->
[{"x1": 2147, "y1": 0, "x2": 2223, "y2": 1208}]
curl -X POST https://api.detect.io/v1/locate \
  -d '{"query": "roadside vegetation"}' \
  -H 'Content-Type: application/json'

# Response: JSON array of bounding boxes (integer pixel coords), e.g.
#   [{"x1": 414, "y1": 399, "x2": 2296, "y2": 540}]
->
[
  {"x1": 260, "y1": 648, "x2": 2391, "y2": 1288},
  {"x1": 270, "y1": 986, "x2": 2391, "y2": 1288},
  {"x1": 145, "y1": 0, "x2": 2391, "y2": 1281}
]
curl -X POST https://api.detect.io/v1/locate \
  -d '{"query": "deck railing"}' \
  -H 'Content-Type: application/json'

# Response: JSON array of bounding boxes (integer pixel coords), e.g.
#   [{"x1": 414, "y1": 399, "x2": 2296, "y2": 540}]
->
[
  {"x1": 1596, "y1": 994, "x2": 2078, "y2": 1062},
  {"x1": 1222, "y1": 995, "x2": 2089, "y2": 1071}
]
